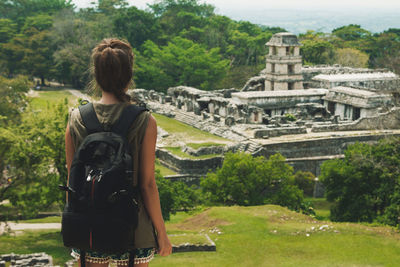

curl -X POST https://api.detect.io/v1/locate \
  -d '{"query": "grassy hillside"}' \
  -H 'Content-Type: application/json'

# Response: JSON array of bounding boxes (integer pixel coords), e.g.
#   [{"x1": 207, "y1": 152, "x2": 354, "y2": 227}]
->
[
  {"x1": 152, "y1": 205, "x2": 400, "y2": 267},
  {"x1": 1, "y1": 205, "x2": 399, "y2": 266}
]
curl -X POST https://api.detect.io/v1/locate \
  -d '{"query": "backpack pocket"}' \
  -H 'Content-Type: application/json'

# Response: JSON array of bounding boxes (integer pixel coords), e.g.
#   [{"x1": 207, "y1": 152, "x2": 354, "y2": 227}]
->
[
  {"x1": 61, "y1": 212, "x2": 91, "y2": 249},
  {"x1": 91, "y1": 214, "x2": 135, "y2": 252}
]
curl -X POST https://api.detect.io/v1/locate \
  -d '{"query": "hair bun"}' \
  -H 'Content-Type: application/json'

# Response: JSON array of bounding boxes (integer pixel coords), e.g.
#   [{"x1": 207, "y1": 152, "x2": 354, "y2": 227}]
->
[{"x1": 91, "y1": 38, "x2": 134, "y2": 103}]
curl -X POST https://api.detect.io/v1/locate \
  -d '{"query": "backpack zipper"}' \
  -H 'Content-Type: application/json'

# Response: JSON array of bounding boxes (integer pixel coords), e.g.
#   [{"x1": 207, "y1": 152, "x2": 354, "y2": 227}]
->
[{"x1": 90, "y1": 175, "x2": 96, "y2": 249}]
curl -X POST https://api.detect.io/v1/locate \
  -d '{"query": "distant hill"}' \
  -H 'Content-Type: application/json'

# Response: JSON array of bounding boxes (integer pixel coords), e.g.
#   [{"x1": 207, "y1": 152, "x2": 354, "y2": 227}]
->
[{"x1": 219, "y1": 7, "x2": 400, "y2": 34}]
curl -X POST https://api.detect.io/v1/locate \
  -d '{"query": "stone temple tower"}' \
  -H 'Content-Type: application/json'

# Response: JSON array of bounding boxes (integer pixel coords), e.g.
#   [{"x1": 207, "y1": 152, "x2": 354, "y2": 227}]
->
[{"x1": 265, "y1": 32, "x2": 303, "y2": 91}]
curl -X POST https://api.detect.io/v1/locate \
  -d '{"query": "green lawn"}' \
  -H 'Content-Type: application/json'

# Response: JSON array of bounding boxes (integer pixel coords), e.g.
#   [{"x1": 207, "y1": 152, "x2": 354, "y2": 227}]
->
[
  {"x1": 152, "y1": 113, "x2": 229, "y2": 143},
  {"x1": 16, "y1": 216, "x2": 62, "y2": 224},
  {"x1": 29, "y1": 89, "x2": 79, "y2": 110},
  {"x1": 165, "y1": 147, "x2": 219, "y2": 159},
  {"x1": 155, "y1": 160, "x2": 178, "y2": 176},
  {"x1": 152, "y1": 205, "x2": 400, "y2": 267},
  {"x1": 2, "y1": 205, "x2": 400, "y2": 267},
  {"x1": 0, "y1": 230, "x2": 71, "y2": 266}
]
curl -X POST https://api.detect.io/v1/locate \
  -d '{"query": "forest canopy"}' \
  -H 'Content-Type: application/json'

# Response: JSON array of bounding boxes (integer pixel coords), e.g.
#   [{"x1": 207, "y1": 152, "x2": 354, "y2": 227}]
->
[{"x1": 0, "y1": 0, "x2": 399, "y2": 92}]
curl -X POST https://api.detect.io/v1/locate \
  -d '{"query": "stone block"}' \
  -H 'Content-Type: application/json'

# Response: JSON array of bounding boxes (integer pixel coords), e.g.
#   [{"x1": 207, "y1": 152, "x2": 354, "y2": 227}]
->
[
  {"x1": 225, "y1": 116, "x2": 235, "y2": 126},
  {"x1": 0, "y1": 261, "x2": 5, "y2": 267},
  {"x1": 201, "y1": 112, "x2": 210, "y2": 120},
  {"x1": 213, "y1": 115, "x2": 221, "y2": 122},
  {"x1": 164, "y1": 96, "x2": 172, "y2": 103}
]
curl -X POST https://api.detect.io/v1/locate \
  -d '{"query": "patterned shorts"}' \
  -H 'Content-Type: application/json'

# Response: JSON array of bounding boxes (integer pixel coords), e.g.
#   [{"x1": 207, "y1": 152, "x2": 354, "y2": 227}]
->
[{"x1": 71, "y1": 248, "x2": 155, "y2": 265}]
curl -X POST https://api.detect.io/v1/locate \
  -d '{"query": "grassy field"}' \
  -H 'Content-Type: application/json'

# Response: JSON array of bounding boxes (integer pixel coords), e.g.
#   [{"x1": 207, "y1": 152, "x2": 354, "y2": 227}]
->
[
  {"x1": 152, "y1": 113, "x2": 229, "y2": 144},
  {"x1": 1, "y1": 205, "x2": 399, "y2": 267},
  {"x1": 155, "y1": 160, "x2": 178, "y2": 176},
  {"x1": 28, "y1": 89, "x2": 79, "y2": 110}
]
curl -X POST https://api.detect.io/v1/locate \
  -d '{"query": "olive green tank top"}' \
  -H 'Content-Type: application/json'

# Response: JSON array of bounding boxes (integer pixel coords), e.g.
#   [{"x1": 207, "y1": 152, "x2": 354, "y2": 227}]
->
[{"x1": 68, "y1": 102, "x2": 157, "y2": 249}]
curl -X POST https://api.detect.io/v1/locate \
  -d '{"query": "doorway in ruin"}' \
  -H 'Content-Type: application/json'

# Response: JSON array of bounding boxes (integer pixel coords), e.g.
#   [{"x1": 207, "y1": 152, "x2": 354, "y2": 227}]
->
[
  {"x1": 327, "y1": 101, "x2": 335, "y2": 116},
  {"x1": 353, "y1": 107, "x2": 360, "y2": 120}
]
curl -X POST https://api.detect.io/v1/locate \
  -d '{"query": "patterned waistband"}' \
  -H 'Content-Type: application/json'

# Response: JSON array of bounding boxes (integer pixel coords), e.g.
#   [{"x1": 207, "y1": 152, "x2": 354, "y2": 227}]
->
[{"x1": 71, "y1": 248, "x2": 155, "y2": 265}]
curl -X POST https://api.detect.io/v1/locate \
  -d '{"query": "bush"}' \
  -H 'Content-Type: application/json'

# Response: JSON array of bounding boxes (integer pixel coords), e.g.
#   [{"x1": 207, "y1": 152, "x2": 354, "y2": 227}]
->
[
  {"x1": 155, "y1": 170, "x2": 200, "y2": 221},
  {"x1": 320, "y1": 138, "x2": 400, "y2": 227},
  {"x1": 201, "y1": 152, "x2": 312, "y2": 214},
  {"x1": 284, "y1": 113, "x2": 297, "y2": 122},
  {"x1": 294, "y1": 171, "x2": 315, "y2": 197}
]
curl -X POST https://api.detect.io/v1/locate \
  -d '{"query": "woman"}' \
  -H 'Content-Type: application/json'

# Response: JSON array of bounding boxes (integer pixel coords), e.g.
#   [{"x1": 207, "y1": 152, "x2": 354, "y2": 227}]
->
[{"x1": 65, "y1": 38, "x2": 172, "y2": 267}]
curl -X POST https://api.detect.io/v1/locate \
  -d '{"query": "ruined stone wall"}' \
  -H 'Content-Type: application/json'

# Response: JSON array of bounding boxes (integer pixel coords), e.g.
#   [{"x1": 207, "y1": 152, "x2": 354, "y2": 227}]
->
[
  {"x1": 156, "y1": 149, "x2": 223, "y2": 175},
  {"x1": 259, "y1": 133, "x2": 400, "y2": 159},
  {"x1": 254, "y1": 126, "x2": 307, "y2": 138},
  {"x1": 312, "y1": 108, "x2": 400, "y2": 132},
  {"x1": 286, "y1": 155, "x2": 343, "y2": 176}
]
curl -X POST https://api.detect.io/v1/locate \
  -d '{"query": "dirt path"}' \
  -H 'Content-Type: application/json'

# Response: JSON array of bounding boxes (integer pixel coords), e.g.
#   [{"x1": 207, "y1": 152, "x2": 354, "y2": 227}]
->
[{"x1": 67, "y1": 89, "x2": 93, "y2": 101}]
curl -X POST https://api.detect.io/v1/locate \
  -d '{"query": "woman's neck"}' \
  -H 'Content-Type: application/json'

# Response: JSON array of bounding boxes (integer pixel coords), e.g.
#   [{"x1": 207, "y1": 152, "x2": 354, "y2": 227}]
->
[{"x1": 99, "y1": 91, "x2": 120, "y2": 104}]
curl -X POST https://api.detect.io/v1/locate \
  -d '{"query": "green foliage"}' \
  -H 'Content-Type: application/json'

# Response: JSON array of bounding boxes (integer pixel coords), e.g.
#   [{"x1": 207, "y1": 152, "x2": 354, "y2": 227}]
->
[
  {"x1": 0, "y1": 100, "x2": 68, "y2": 218},
  {"x1": 155, "y1": 171, "x2": 175, "y2": 221},
  {"x1": 299, "y1": 31, "x2": 335, "y2": 65},
  {"x1": 332, "y1": 24, "x2": 371, "y2": 41},
  {"x1": 320, "y1": 138, "x2": 400, "y2": 227},
  {"x1": 294, "y1": 171, "x2": 315, "y2": 197},
  {"x1": 284, "y1": 113, "x2": 297, "y2": 122},
  {"x1": 112, "y1": 6, "x2": 159, "y2": 48},
  {"x1": 201, "y1": 152, "x2": 310, "y2": 214},
  {"x1": 135, "y1": 37, "x2": 229, "y2": 92},
  {"x1": 155, "y1": 170, "x2": 200, "y2": 221},
  {"x1": 334, "y1": 48, "x2": 369, "y2": 68},
  {"x1": 0, "y1": 75, "x2": 30, "y2": 124},
  {"x1": 0, "y1": 18, "x2": 17, "y2": 43}
]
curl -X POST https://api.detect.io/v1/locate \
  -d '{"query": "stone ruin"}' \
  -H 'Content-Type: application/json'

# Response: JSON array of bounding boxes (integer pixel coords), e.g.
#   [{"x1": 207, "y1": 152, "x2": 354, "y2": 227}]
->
[
  {"x1": 0, "y1": 253, "x2": 55, "y2": 267},
  {"x1": 129, "y1": 32, "x2": 400, "y2": 180}
]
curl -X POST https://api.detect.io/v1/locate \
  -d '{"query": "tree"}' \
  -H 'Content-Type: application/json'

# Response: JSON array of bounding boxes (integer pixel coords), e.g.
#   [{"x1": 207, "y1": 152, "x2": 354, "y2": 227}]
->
[
  {"x1": 299, "y1": 31, "x2": 335, "y2": 65},
  {"x1": 155, "y1": 170, "x2": 199, "y2": 221},
  {"x1": 320, "y1": 139, "x2": 400, "y2": 227},
  {"x1": 201, "y1": 152, "x2": 307, "y2": 213},
  {"x1": 0, "y1": 18, "x2": 17, "y2": 43},
  {"x1": 0, "y1": 100, "x2": 69, "y2": 218},
  {"x1": 149, "y1": 0, "x2": 215, "y2": 18},
  {"x1": 0, "y1": 75, "x2": 29, "y2": 183},
  {"x1": 135, "y1": 37, "x2": 229, "y2": 92},
  {"x1": 112, "y1": 6, "x2": 159, "y2": 48},
  {"x1": 334, "y1": 48, "x2": 369, "y2": 68},
  {"x1": 0, "y1": 75, "x2": 29, "y2": 124},
  {"x1": 332, "y1": 24, "x2": 371, "y2": 41},
  {"x1": 0, "y1": 0, "x2": 73, "y2": 30},
  {"x1": 369, "y1": 32, "x2": 400, "y2": 74},
  {"x1": 294, "y1": 171, "x2": 315, "y2": 197}
]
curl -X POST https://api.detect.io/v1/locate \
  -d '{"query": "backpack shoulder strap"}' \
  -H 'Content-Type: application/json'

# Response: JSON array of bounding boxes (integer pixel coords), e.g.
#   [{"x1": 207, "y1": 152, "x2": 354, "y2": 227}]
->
[
  {"x1": 78, "y1": 102, "x2": 103, "y2": 134},
  {"x1": 112, "y1": 104, "x2": 148, "y2": 137}
]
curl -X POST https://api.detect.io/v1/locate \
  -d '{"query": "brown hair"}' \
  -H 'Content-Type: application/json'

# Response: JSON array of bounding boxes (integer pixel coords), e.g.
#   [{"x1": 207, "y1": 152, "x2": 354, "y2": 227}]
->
[{"x1": 91, "y1": 38, "x2": 134, "y2": 102}]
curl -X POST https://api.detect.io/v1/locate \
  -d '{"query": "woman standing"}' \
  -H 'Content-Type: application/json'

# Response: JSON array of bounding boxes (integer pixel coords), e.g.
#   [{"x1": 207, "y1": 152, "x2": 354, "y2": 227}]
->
[{"x1": 65, "y1": 38, "x2": 172, "y2": 267}]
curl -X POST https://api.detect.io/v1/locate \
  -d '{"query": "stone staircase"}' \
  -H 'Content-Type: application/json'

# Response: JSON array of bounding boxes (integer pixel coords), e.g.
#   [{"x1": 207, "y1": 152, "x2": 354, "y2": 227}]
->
[
  {"x1": 236, "y1": 140, "x2": 263, "y2": 154},
  {"x1": 247, "y1": 140, "x2": 263, "y2": 154},
  {"x1": 174, "y1": 110, "x2": 200, "y2": 126}
]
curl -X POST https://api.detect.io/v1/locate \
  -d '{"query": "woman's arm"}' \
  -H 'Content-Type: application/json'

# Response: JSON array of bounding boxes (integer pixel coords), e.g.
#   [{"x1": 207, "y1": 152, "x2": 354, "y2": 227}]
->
[
  {"x1": 65, "y1": 124, "x2": 75, "y2": 201},
  {"x1": 139, "y1": 115, "x2": 172, "y2": 256}
]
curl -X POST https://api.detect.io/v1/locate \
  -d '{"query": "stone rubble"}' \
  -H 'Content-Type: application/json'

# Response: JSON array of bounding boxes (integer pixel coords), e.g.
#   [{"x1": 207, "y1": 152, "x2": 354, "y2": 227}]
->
[{"x1": 0, "y1": 253, "x2": 56, "y2": 267}]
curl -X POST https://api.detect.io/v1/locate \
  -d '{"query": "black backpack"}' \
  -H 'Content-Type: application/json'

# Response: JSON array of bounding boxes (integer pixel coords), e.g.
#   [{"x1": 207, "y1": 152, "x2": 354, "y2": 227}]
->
[{"x1": 60, "y1": 102, "x2": 147, "y2": 267}]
